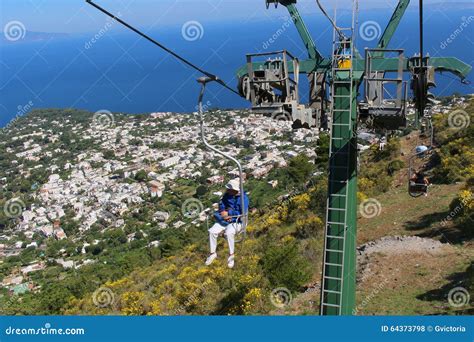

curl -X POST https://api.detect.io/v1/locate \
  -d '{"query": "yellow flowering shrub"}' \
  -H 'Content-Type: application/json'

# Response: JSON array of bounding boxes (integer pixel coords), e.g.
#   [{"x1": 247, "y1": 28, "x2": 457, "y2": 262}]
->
[
  {"x1": 292, "y1": 193, "x2": 310, "y2": 211},
  {"x1": 120, "y1": 291, "x2": 145, "y2": 315},
  {"x1": 357, "y1": 191, "x2": 368, "y2": 203},
  {"x1": 295, "y1": 214, "x2": 324, "y2": 238},
  {"x1": 105, "y1": 278, "x2": 132, "y2": 290},
  {"x1": 149, "y1": 300, "x2": 162, "y2": 315},
  {"x1": 241, "y1": 288, "x2": 264, "y2": 314},
  {"x1": 359, "y1": 177, "x2": 375, "y2": 193}
]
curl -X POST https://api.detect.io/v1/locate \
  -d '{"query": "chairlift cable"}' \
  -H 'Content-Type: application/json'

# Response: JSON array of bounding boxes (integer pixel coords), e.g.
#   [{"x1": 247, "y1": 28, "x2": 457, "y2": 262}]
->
[
  {"x1": 417, "y1": 0, "x2": 425, "y2": 117},
  {"x1": 315, "y1": 0, "x2": 346, "y2": 39},
  {"x1": 85, "y1": 0, "x2": 240, "y2": 97}
]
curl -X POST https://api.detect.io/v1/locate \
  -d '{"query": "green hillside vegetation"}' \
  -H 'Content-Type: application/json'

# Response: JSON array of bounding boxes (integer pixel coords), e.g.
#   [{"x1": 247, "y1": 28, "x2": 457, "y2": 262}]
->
[
  {"x1": 1, "y1": 99, "x2": 472, "y2": 315},
  {"x1": 61, "y1": 127, "x2": 416, "y2": 315}
]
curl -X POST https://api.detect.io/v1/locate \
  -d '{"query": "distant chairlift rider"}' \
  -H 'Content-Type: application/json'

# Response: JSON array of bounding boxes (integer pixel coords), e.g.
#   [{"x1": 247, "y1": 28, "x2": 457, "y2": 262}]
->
[{"x1": 410, "y1": 171, "x2": 430, "y2": 196}]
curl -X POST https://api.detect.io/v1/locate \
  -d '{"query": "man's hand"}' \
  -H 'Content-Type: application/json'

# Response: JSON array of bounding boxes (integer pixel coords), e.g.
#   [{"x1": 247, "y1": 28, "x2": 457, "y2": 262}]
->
[{"x1": 220, "y1": 210, "x2": 232, "y2": 222}]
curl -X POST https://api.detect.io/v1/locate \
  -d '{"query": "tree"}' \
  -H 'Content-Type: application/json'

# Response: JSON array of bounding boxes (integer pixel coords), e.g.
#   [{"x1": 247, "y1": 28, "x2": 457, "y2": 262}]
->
[
  {"x1": 195, "y1": 185, "x2": 208, "y2": 198},
  {"x1": 103, "y1": 149, "x2": 115, "y2": 159},
  {"x1": 135, "y1": 170, "x2": 148, "y2": 182},
  {"x1": 261, "y1": 238, "x2": 311, "y2": 292},
  {"x1": 288, "y1": 154, "x2": 313, "y2": 184}
]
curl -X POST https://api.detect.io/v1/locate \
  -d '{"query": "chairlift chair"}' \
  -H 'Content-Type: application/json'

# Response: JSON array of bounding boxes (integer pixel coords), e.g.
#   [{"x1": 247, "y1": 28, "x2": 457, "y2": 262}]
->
[
  {"x1": 408, "y1": 116, "x2": 433, "y2": 197},
  {"x1": 197, "y1": 77, "x2": 248, "y2": 242},
  {"x1": 359, "y1": 49, "x2": 408, "y2": 130}
]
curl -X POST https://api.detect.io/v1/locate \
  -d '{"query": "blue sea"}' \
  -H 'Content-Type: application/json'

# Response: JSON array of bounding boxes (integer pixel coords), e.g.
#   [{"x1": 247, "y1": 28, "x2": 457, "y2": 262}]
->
[{"x1": 0, "y1": 8, "x2": 473, "y2": 127}]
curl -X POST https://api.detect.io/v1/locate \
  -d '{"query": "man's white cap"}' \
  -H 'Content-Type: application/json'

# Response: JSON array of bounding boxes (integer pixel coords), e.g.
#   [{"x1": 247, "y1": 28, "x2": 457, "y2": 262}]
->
[{"x1": 225, "y1": 178, "x2": 241, "y2": 192}]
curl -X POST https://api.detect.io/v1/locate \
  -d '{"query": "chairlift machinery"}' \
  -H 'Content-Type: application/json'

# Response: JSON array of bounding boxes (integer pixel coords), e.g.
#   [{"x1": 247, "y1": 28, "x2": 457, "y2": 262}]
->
[{"x1": 86, "y1": 0, "x2": 471, "y2": 316}]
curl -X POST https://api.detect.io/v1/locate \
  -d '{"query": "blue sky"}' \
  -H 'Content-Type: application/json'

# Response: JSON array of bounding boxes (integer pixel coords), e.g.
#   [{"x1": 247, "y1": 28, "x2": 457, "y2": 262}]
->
[{"x1": 0, "y1": 0, "x2": 447, "y2": 34}]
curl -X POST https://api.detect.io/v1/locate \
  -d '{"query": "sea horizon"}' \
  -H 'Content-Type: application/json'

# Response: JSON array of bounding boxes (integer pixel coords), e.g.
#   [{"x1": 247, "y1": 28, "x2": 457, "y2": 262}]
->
[{"x1": 1, "y1": 7, "x2": 473, "y2": 127}]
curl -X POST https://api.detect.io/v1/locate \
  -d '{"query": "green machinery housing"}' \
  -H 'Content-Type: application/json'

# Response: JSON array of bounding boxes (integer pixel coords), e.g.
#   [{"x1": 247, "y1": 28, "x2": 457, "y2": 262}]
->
[{"x1": 235, "y1": 0, "x2": 471, "y2": 315}]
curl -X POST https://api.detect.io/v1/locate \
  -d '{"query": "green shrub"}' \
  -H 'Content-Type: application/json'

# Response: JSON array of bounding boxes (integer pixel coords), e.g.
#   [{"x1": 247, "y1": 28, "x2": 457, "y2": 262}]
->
[
  {"x1": 260, "y1": 239, "x2": 311, "y2": 292},
  {"x1": 387, "y1": 159, "x2": 405, "y2": 176}
]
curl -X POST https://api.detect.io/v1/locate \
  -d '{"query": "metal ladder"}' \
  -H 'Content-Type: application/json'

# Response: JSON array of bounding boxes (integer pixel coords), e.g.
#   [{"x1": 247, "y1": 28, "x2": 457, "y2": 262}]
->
[{"x1": 320, "y1": 6, "x2": 356, "y2": 316}]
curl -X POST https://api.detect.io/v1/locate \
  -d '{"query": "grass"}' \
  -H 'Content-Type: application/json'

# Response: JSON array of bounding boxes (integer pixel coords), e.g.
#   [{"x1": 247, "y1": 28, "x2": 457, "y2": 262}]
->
[
  {"x1": 356, "y1": 248, "x2": 472, "y2": 315},
  {"x1": 358, "y1": 183, "x2": 463, "y2": 244},
  {"x1": 354, "y1": 173, "x2": 473, "y2": 315}
]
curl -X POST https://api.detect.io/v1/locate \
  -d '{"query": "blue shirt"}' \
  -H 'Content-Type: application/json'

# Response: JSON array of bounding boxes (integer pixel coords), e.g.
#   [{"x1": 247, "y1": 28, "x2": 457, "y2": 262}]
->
[{"x1": 214, "y1": 192, "x2": 249, "y2": 226}]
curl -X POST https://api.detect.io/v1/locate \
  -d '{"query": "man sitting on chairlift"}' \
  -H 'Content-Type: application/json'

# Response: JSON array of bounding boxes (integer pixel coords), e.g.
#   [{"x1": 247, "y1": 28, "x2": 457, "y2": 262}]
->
[
  {"x1": 205, "y1": 179, "x2": 249, "y2": 269},
  {"x1": 410, "y1": 171, "x2": 430, "y2": 196}
]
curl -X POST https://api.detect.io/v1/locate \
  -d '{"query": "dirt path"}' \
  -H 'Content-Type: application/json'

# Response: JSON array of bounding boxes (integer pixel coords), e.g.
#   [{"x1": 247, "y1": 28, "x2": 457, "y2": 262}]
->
[{"x1": 357, "y1": 235, "x2": 453, "y2": 283}]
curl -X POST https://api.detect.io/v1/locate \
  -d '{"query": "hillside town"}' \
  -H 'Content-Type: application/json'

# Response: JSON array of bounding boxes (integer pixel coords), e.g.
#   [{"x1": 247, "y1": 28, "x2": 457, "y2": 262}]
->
[
  {"x1": 0, "y1": 108, "x2": 320, "y2": 294},
  {"x1": 0, "y1": 94, "x2": 470, "y2": 298}
]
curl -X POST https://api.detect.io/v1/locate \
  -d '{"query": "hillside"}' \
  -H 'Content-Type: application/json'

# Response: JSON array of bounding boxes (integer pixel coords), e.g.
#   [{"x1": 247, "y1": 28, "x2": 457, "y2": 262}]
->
[{"x1": 63, "y1": 98, "x2": 473, "y2": 316}]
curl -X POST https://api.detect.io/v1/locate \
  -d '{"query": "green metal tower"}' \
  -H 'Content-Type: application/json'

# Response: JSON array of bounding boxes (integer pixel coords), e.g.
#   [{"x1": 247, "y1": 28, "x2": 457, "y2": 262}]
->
[{"x1": 320, "y1": 13, "x2": 359, "y2": 314}]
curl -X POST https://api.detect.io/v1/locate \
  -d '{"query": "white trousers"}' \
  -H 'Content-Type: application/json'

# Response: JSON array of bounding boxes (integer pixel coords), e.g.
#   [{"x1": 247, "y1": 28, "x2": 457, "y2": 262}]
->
[{"x1": 208, "y1": 222, "x2": 242, "y2": 255}]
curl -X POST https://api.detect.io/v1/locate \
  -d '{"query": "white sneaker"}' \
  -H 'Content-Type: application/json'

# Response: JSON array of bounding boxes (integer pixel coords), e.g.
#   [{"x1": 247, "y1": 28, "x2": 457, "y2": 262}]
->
[
  {"x1": 205, "y1": 253, "x2": 217, "y2": 266},
  {"x1": 227, "y1": 255, "x2": 235, "y2": 269}
]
